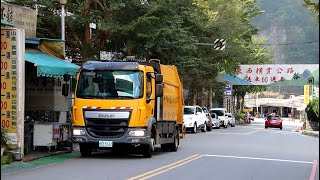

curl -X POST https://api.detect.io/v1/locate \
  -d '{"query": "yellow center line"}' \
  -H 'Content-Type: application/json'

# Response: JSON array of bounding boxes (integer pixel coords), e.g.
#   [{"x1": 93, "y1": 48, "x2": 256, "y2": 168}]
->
[
  {"x1": 139, "y1": 155, "x2": 203, "y2": 180},
  {"x1": 127, "y1": 154, "x2": 200, "y2": 180}
]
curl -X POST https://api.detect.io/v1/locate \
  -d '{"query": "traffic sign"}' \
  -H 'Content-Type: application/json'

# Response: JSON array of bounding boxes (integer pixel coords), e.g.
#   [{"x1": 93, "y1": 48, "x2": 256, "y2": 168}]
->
[
  {"x1": 224, "y1": 85, "x2": 232, "y2": 96},
  {"x1": 213, "y1": 39, "x2": 226, "y2": 50}
]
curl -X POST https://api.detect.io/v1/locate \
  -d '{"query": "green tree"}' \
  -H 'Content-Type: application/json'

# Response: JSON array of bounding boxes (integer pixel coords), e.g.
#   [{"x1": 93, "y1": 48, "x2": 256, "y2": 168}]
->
[
  {"x1": 306, "y1": 97, "x2": 319, "y2": 122},
  {"x1": 8, "y1": 0, "x2": 273, "y2": 107},
  {"x1": 303, "y1": 0, "x2": 319, "y2": 21}
]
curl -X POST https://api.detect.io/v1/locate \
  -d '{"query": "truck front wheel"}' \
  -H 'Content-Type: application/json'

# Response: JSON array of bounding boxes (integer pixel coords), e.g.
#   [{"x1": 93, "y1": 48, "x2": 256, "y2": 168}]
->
[
  {"x1": 79, "y1": 144, "x2": 92, "y2": 157},
  {"x1": 142, "y1": 138, "x2": 155, "y2": 158}
]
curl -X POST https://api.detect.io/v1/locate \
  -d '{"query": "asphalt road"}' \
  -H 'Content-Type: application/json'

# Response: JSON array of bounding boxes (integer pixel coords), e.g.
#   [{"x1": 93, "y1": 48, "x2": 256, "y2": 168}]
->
[{"x1": 2, "y1": 118, "x2": 319, "y2": 180}]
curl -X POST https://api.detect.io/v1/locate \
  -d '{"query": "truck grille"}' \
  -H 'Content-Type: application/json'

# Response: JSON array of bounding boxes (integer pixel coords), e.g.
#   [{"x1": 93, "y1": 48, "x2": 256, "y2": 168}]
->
[{"x1": 84, "y1": 110, "x2": 131, "y2": 138}]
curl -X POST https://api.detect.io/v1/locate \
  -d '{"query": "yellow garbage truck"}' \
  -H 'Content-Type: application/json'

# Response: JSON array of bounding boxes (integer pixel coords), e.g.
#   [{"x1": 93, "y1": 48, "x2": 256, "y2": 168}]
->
[{"x1": 67, "y1": 60, "x2": 184, "y2": 158}]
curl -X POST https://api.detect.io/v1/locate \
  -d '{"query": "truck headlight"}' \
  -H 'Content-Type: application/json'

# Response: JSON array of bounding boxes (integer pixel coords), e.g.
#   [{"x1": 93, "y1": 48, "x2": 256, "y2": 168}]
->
[
  {"x1": 73, "y1": 129, "x2": 86, "y2": 135},
  {"x1": 128, "y1": 130, "x2": 145, "y2": 136}
]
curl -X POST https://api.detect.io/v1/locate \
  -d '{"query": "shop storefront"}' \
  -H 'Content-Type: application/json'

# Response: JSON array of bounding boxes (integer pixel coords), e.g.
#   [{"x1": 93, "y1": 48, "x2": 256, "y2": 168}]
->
[{"x1": 23, "y1": 38, "x2": 79, "y2": 155}]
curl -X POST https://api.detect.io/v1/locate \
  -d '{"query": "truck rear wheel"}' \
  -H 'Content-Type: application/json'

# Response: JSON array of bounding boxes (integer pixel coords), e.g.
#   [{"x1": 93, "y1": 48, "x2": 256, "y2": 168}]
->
[
  {"x1": 168, "y1": 132, "x2": 179, "y2": 152},
  {"x1": 79, "y1": 144, "x2": 92, "y2": 157}
]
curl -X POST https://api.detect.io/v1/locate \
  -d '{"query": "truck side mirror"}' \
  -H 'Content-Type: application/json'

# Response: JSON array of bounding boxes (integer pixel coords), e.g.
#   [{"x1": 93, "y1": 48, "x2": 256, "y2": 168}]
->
[
  {"x1": 63, "y1": 73, "x2": 71, "y2": 82},
  {"x1": 62, "y1": 83, "x2": 69, "y2": 97},
  {"x1": 155, "y1": 84, "x2": 163, "y2": 97},
  {"x1": 155, "y1": 74, "x2": 163, "y2": 84}
]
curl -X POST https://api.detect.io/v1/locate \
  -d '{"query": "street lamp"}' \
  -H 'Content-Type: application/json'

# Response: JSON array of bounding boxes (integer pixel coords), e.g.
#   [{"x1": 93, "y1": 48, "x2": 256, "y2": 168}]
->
[{"x1": 60, "y1": 0, "x2": 67, "y2": 58}]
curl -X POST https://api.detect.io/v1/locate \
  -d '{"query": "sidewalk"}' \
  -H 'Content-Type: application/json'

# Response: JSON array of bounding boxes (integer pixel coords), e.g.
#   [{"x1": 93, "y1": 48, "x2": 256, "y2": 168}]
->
[
  {"x1": 1, "y1": 152, "x2": 80, "y2": 175},
  {"x1": 1, "y1": 144, "x2": 80, "y2": 175},
  {"x1": 22, "y1": 149, "x2": 72, "y2": 162},
  {"x1": 299, "y1": 130, "x2": 319, "y2": 138},
  {"x1": 22, "y1": 144, "x2": 79, "y2": 162}
]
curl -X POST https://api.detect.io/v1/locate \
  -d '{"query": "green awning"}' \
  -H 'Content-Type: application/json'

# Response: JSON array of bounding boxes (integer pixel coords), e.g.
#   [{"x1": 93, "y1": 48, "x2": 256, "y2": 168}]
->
[
  {"x1": 1, "y1": 20, "x2": 14, "y2": 27},
  {"x1": 25, "y1": 49, "x2": 80, "y2": 77}
]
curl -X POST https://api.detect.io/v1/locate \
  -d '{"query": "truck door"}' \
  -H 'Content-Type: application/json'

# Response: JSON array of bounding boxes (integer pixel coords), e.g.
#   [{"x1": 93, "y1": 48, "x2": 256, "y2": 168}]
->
[{"x1": 145, "y1": 72, "x2": 155, "y2": 120}]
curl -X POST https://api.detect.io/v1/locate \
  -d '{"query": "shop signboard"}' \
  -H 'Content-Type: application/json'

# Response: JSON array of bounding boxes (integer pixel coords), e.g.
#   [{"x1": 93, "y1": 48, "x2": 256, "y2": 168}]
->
[
  {"x1": 217, "y1": 64, "x2": 319, "y2": 86},
  {"x1": 1, "y1": 28, "x2": 25, "y2": 160},
  {"x1": 304, "y1": 85, "x2": 310, "y2": 105},
  {"x1": 1, "y1": 2, "x2": 37, "y2": 38},
  {"x1": 53, "y1": 124, "x2": 60, "y2": 139},
  {"x1": 235, "y1": 64, "x2": 319, "y2": 86}
]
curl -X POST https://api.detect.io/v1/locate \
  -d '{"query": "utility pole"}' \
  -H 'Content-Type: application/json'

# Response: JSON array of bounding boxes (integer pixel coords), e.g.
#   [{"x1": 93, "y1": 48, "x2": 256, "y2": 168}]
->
[
  {"x1": 256, "y1": 93, "x2": 259, "y2": 116},
  {"x1": 60, "y1": 0, "x2": 67, "y2": 58}
]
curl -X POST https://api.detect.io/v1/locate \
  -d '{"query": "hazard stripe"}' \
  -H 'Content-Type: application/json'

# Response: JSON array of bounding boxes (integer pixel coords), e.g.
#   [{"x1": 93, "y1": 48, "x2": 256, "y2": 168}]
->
[
  {"x1": 82, "y1": 106, "x2": 102, "y2": 109},
  {"x1": 83, "y1": 106, "x2": 131, "y2": 109},
  {"x1": 111, "y1": 107, "x2": 132, "y2": 109}
]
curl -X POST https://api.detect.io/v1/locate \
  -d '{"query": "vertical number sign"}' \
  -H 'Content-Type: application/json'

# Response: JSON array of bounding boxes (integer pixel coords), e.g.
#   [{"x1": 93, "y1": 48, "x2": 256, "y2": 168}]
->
[{"x1": 1, "y1": 29, "x2": 17, "y2": 133}]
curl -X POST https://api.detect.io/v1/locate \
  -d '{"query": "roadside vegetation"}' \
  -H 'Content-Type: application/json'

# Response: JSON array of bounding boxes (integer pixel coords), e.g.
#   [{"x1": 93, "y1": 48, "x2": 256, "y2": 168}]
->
[
  {"x1": 8, "y1": 0, "x2": 273, "y2": 110},
  {"x1": 1, "y1": 128, "x2": 14, "y2": 165},
  {"x1": 7, "y1": 0, "x2": 317, "y2": 111},
  {"x1": 305, "y1": 97, "x2": 319, "y2": 122}
]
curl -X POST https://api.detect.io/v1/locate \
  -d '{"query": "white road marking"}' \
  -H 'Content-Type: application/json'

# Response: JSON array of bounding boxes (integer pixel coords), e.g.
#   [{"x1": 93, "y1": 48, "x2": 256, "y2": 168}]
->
[
  {"x1": 211, "y1": 132, "x2": 250, "y2": 135},
  {"x1": 204, "y1": 154, "x2": 313, "y2": 164},
  {"x1": 244, "y1": 129, "x2": 261, "y2": 135},
  {"x1": 267, "y1": 131, "x2": 297, "y2": 134},
  {"x1": 210, "y1": 129, "x2": 261, "y2": 135},
  {"x1": 235, "y1": 127, "x2": 263, "y2": 130}
]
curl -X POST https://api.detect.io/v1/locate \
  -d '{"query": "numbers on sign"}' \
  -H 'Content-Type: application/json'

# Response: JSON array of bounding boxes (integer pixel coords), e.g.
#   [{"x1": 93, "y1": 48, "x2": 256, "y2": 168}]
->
[
  {"x1": 1, "y1": 82, "x2": 7, "y2": 90},
  {"x1": 1, "y1": 102, "x2": 8, "y2": 109},
  {"x1": 1, "y1": 62, "x2": 8, "y2": 70},
  {"x1": 1, "y1": 42, "x2": 8, "y2": 50},
  {"x1": 1, "y1": 120, "x2": 10, "y2": 128},
  {"x1": 262, "y1": 77, "x2": 268, "y2": 82},
  {"x1": 53, "y1": 128, "x2": 60, "y2": 134}
]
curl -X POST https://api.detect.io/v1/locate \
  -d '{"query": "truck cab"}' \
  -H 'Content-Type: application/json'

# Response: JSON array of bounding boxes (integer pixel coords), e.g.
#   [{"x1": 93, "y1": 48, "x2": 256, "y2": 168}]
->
[{"x1": 69, "y1": 60, "x2": 184, "y2": 158}]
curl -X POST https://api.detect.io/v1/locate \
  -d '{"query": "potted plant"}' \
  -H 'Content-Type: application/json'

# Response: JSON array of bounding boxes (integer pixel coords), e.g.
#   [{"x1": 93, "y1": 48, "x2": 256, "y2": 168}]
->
[{"x1": 1, "y1": 128, "x2": 9, "y2": 156}]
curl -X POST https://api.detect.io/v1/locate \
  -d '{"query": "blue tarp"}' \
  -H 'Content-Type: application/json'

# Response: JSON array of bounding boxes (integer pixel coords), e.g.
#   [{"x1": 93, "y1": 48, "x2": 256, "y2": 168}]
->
[{"x1": 25, "y1": 49, "x2": 80, "y2": 77}]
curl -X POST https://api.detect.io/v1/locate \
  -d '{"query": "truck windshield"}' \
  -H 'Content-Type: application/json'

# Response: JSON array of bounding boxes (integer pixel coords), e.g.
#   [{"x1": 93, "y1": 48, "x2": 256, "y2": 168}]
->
[{"x1": 76, "y1": 70, "x2": 144, "y2": 99}]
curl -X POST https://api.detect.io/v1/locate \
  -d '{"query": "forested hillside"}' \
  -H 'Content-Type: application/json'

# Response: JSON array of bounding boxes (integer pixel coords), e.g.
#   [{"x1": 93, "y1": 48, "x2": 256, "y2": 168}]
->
[
  {"x1": 253, "y1": 0, "x2": 319, "y2": 95},
  {"x1": 254, "y1": 0, "x2": 319, "y2": 64}
]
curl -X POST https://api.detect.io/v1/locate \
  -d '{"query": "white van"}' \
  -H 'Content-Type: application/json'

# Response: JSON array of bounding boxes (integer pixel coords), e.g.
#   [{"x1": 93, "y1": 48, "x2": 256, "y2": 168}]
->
[{"x1": 209, "y1": 108, "x2": 228, "y2": 128}]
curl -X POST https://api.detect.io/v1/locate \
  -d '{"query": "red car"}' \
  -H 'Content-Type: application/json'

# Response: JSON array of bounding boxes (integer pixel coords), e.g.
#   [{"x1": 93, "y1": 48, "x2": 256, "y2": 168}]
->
[{"x1": 265, "y1": 115, "x2": 282, "y2": 130}]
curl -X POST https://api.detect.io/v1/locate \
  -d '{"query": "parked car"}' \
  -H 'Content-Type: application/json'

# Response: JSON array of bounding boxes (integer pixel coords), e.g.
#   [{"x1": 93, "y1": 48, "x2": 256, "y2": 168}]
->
[
  {"x1": 202, "y1": 107, "x2": 213, "y2": 131},
  {"x1": 209, "y1": 108, "x2": 228, "y2": 128},
  {"x1": 226, "y1": 113, "x2": 236, "y2": 127},
  {"x1": 265, "y1": 114, "x2": 282, "y2": 130},
  {"x1": 183, "y1": 105, "x2": 207, "y2": 133},
  {"x1": 210, "y1": 112, "x2": 220, "y2": 128}
]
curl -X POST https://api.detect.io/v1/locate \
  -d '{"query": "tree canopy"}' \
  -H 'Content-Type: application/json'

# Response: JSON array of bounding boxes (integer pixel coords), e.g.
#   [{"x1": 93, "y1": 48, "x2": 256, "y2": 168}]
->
[{"x1": 7, "y1": 0, "x2": 273, "y2": 108}]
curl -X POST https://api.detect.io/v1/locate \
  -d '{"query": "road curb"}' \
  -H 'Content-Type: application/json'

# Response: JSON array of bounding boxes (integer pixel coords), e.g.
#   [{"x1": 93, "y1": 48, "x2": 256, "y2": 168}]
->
[{"x1": 22, "y1": 150, "x2": 73, "y2": 162}]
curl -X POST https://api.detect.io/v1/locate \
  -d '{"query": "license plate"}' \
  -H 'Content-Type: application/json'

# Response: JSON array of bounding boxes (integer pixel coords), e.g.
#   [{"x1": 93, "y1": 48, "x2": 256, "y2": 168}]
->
[{"x1": 99, "y1": 141, "x2": 113, "y2": 147}]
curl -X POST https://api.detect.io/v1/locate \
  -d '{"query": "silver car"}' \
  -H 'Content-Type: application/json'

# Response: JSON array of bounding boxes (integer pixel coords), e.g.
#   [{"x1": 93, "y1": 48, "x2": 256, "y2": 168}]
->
[
  {"x1": 226, "y1": 113, "x2": 236, "y2": 127},
  {"x1": 210, "y1": 112, "x2": 220, "y2": 128}
]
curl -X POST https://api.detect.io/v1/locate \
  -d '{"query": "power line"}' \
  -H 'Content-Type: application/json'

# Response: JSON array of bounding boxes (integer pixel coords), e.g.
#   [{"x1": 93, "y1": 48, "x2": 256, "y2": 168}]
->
[
  {"x1": 257, "y1": 41, "x2": 319, "y2": 46},
  {"x1": 196, "y1": 41, "x2": 319, "y2": 47}
]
